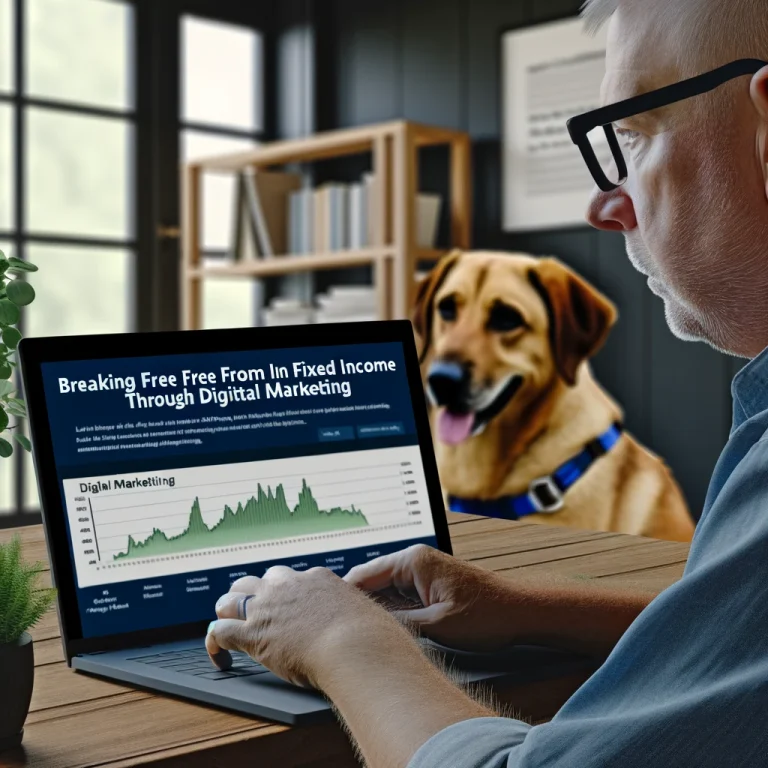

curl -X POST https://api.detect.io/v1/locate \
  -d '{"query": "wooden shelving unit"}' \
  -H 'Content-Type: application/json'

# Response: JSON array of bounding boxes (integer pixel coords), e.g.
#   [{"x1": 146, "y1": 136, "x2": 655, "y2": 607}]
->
[{"x1": 181, "y1": 120, "x2": 472, "y2": 329}]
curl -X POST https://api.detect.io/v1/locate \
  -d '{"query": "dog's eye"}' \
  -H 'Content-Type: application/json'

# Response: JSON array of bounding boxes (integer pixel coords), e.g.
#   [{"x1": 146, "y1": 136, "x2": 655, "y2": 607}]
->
[
  {"x1": 437, "y1": 296, "x2": 457, "y2": 322},
  {"x1": 487, "y1": 302, "x2": 524, "y2": 332}
]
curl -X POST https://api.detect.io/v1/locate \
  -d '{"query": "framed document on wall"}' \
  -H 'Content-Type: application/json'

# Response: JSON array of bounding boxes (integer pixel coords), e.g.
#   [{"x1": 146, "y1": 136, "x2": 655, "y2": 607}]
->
[{"x1": 501, "y1": 17, "x2": 609, "y2": 232}]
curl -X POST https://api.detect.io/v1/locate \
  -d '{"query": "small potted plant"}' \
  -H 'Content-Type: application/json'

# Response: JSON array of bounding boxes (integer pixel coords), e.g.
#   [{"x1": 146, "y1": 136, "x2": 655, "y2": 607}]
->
[
  {"x1": 0, "y1": 534, "x2": 56, "y2": 751},
  {"x1": 0, "y1": 245, "x2": 45, "y2": 751},
  {"x1": 0, "y1": 245, "x2": 37, "y2": 457}
]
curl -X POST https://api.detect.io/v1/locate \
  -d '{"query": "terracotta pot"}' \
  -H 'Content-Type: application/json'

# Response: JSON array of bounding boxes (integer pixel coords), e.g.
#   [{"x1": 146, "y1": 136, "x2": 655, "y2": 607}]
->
[{"x1": 0, "y1": 632, "x2": 34, "y2": 752}]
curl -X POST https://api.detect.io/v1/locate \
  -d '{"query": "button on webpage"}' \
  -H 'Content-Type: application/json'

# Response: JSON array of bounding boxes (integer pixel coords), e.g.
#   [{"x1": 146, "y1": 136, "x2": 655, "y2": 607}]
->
[
  {"x1": 357, "y1": 422, "x2": 404, "y2": 438},
  {"x1": 318, "y1": 426, "x2": 355, "y2": 441}
]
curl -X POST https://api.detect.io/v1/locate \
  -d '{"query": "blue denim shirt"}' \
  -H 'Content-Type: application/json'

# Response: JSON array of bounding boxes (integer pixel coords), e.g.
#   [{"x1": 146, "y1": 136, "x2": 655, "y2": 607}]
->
[{"x1": 409, "y1": 346, "x2": 768, "y2": 768}]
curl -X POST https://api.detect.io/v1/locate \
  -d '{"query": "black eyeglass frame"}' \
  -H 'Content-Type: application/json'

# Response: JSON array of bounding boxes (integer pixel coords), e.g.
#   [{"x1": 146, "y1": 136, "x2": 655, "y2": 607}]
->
[{"x1": 567, "y1": 58, "x2": 768, "y2": 192}]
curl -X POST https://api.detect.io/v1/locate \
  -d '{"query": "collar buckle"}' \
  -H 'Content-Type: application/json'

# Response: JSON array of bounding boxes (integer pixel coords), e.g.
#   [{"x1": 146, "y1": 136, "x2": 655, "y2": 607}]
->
[{"x1": 528, "y1": 476, "x2": 564, "y2": 514}]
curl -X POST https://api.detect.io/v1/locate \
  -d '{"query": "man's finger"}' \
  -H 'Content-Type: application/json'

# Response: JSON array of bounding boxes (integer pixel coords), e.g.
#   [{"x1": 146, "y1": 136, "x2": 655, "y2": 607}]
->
[
  {"x1": 215, "y1": 591, "x2": 256, "y2": 621},
  {"x1": 344, "y1": 552, "x2": 401, "y2": 591},
  {"x1": 262, "y1": 565, "x2": 296, "y2": 580},
  {"x1": 392, "y1": 603, "x2": 446, "y2": 626},
  {"x1": 205, "y1": 619, "x2": 249, "y2": 669},
  {"x1": 230, "y1": 575, "x2": 261, "y2": 593}
]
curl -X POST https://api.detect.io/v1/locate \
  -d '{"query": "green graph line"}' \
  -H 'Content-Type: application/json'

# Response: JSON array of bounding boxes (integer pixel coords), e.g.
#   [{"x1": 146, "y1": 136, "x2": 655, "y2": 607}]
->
[{"x1": 113, "y1": 479, "x2": 369, "y2": 560}]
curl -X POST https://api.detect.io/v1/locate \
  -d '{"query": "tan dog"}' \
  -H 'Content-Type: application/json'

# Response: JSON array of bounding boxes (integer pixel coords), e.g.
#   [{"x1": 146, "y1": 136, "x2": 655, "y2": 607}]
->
[{"x1": 413, "y1": 250, "x2": 694, "y2": 542}]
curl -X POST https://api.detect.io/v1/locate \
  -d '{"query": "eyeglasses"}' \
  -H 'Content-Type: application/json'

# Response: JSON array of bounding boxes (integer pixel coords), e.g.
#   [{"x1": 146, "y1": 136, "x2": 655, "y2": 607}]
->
[{"x1": 567, "y1": 58, "x2": 768, "y2": 192}]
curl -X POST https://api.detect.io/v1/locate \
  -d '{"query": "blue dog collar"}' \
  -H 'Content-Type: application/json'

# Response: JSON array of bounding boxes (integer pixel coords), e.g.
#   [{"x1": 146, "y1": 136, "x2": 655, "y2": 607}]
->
[{"x1": 448, "y1": 422, "x2": 623, "y2": 520}]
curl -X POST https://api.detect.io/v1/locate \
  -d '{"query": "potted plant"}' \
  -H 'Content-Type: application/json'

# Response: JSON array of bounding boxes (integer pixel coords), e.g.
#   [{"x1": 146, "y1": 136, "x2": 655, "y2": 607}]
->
[
  {"x1": 0, "y1": 534, "x2": 56, "y2": 751},
  {"x1": 0, "y1": 245, "x2": 37, "y2": 456},
  {"x1": 0, "y1": 245, "x2": 47, "y2": 751}
]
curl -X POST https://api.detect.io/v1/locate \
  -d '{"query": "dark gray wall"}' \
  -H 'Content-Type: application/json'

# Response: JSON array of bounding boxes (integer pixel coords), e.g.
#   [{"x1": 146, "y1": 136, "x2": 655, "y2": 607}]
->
[{"x1": 284, "y1": 0, "x2": 744, "y2": 518}]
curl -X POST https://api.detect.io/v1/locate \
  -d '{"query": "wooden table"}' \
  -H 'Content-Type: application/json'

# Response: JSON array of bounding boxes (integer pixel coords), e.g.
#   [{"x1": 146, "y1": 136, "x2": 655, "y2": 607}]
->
[{"x1": 0, "y1": 514, "x2": 689, "y2": 768}]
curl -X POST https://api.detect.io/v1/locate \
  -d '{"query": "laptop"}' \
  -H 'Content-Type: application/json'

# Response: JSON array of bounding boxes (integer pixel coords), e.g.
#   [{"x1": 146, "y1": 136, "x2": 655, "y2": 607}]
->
[{"x1": 19, "y1": 320, "x2": 595, "y2": 725}]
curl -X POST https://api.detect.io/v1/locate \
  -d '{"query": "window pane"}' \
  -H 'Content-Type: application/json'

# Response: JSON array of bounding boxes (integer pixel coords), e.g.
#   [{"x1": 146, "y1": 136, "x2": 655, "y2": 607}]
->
[
  {"x1": 25, "y1": 244, "x2": 132, "y2": 338},
  {"x1": 182, "y1": 16, "x2": 262, "y2": 131},
  {"x1": 23, "y1": 422, "x2": 39, "y2": 511},
  {"x1": 26, "y1": 0, "x2": 132, "y2": 110},
  {"x1": 0, "y1": 103, "x2": 12, "y2": 230},
  {"x1": 0, "y1": 238, "x2": 15, "y2": 514},
  {"x1": 182, "y1": 130, "x2": 257, "y2": 251},
  {"x1": 0, "y1": 0, "x2": 12, "y2": 93},
  {"x1": 27, "y1": 108, "x2": 131, "y2": 238},
  {"x1": 0, "y1": 452, "x2": 13, "y2": 513}
]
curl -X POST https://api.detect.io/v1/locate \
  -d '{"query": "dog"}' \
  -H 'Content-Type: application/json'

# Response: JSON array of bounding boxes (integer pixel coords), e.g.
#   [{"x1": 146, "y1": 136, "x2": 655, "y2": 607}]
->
[{"x1": 412, "y1": 249, "x2": 694, "y2": 542}]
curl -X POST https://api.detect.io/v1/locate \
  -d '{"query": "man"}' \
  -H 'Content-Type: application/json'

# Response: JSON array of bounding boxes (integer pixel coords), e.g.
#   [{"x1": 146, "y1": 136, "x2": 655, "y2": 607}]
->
[{"x1": 206, "y1": 0, "x2": 768, "y2": 764}]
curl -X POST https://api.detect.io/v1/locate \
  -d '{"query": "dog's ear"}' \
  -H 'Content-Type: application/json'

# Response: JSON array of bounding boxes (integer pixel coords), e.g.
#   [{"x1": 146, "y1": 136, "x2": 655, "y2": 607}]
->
[
  {"x1": 528, "y1": 257, "x2": 617, "y2": 386},
  {"x1": 412, "y1": 249, "x2": 462, "y2": 364}
]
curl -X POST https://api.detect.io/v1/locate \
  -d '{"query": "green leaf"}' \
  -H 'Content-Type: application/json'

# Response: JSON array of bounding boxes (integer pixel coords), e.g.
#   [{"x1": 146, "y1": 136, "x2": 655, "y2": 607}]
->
[
  {"x1": 5, "y1": 402, "x2": 25, "y2": 418},
  {"x1": 0, "y1": 299, "x2": 19, "y2": 325},
  {"x1": 7, "y1": 258, "x2": 38, "y2": 273},
  {"x1": 0, "y1": 380, "x2": 14, "y2": 397},
  {"x1": 2, "y1": 327, "x2": 21, "y2": 350},
  {"x1": 0, "y1": 361, "x2": 11, "y2": 380},
  {"x1": 0, "y1": 437, "x2": 11, "y2": 458},
  {"x1": 13, "y1": 433, "x2": 31, "y2": 452},
  {"x1": 0, "y1": 408, "x2": 7, "y2": 431},
  {"x1": 6, "y1": 280, "x2": 35, "y2": 307},
  {"x1": 0, "y1": 534, "x2": 57, "y2": 642},
  {"x1": 0, "y1": 259, "x2": 7, "y2": 276}
]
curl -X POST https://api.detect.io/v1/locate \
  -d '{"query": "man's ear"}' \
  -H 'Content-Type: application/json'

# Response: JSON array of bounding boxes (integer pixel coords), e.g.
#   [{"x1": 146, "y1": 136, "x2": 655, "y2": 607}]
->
[
  {"x1": 412, "y1": 249, "x2": 462, "y2": 364},
  {"x1": 749, "y1": 65, "x2": 768, "y2": 201},
  {"x1": 527, "y1": 257, "x2": 617, "y2": 386}
]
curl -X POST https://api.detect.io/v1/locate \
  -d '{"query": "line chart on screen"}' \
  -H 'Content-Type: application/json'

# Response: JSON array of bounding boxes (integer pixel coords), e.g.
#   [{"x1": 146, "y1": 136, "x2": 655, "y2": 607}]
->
[{"x1": 62, "y1": 445, "x2": 433, "y2": 588}]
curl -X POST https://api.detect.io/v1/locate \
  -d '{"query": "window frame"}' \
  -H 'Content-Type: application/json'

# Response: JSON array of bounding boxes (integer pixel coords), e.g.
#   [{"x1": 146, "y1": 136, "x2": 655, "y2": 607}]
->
[{"x1": 0, "y1": 0, "x2": 274, "y2": 528}]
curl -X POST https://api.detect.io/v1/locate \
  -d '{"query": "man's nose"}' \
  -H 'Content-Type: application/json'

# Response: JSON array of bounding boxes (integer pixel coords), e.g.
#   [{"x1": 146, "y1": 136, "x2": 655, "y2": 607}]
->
[
  {"x1": 427, "y1": 360, "x2": 471, "y2": 409},
  {"x1": 585, "y1": 186, "x2": 638, "y2": 231}
]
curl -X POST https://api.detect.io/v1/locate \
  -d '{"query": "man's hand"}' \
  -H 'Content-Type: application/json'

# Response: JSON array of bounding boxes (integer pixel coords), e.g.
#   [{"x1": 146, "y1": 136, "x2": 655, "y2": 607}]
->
[
  {"x1": 345, "y1": 543, "x2": 654, "y2": 656},
  {"x1": 207, "y1": 565, "x2": 402, "y2": 688},
  {"x1": 207, "y1": 562, "x2": 496, "y2": 768},
  {"x1": 344, "y1": 543, "x2": 524, "y2": 651}
]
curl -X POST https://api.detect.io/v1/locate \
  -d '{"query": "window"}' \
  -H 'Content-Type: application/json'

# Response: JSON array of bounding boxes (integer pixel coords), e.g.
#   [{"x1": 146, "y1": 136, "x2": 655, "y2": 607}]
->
[
  {"x1": 180, "y1": 16, "x2": 264, "y2": 330},
  {"x1": 0, "y1": 2, "x2": 269, "y2": 528},
  {"x1": 1, "y1": 0, "x2": 135, "y2": 523}
]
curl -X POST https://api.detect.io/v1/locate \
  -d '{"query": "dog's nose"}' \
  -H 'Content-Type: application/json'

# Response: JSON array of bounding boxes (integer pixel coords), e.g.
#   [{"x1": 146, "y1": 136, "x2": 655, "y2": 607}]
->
[{"x1": 427, "y1": 361, "x2": 471, "y2": 409}]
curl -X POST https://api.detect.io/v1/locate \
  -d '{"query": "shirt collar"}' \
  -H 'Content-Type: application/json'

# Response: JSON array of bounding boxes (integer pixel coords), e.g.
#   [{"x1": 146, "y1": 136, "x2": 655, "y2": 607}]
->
[{"x1": 731, "y1": 344, "x2": 768, "y2": 432}]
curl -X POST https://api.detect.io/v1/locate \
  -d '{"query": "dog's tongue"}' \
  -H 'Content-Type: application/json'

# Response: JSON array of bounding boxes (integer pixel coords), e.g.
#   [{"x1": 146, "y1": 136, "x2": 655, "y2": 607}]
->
[{"x1": 437, "y1": 410, "x2": 475, "y2": 445}]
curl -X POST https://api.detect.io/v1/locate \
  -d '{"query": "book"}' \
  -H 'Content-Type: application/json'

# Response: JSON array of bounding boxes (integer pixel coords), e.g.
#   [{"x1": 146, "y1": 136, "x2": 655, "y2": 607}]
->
[
  {"x1": 288, "y1": 190, "x2": 302, "y2": 255},
  {"x1": 301, "y1": 188, "x2": 314, "y2": 253},
  {"x1": 229, "y1": 173, "x2": 261, "y2": 261},
  {"x1": 347, "y1": 183, "x2": 365, "y2": 249},
  {"x1": 242, "y1": 170, "x2": 302, "y2": 257},
  {"x1": 417, "y1": 193, "x2": 442, "y2": 248},
  {"x1": 313, "y1": 186, "x2": 329, "y2": 252},
  {"x1": 328, "y1": 184, "x2": 348, "y2": 251}
]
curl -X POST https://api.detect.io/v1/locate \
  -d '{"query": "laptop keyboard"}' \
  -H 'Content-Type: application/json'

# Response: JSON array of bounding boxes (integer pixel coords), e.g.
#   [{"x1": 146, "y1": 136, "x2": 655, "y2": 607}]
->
[{"x1": 127, "y1": 647, "x2": 267, "y2": 681}]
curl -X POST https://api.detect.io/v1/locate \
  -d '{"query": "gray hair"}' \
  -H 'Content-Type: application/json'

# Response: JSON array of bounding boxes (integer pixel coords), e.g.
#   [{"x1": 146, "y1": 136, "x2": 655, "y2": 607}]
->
[
  {"x1": 580, "y1": 0, "x2": 618, "y2": 36},
  {"x1": 580, "y1": 0, "x2": 768, "y2": 69}
]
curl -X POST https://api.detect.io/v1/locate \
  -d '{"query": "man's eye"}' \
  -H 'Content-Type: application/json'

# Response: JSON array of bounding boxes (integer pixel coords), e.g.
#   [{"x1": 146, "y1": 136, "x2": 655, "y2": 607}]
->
[
  {"x1": 615, "y1": 127, "x2": 642, "y2": 145},
  {"x1": 437, "y1": 296, "x2": 457, "y2": 321},
  {"x1": 487, "y1": 302, "x2": 524, "y2": 333}
]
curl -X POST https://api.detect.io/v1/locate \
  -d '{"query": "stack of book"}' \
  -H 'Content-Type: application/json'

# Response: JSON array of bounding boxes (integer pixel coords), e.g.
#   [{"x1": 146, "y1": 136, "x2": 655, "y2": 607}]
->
[
  {"x1": 287, "y1": 175, "x2": 442, "y2": 255},
  {"x1": 230, "y1": 170, "x2": 302, "y2": 260},
  {"x1": 314, "y1": 285, "x2": 378, "y2": 324},
  {"x1": 261, "y1": 298, "x2": 314, "y2": 327}
]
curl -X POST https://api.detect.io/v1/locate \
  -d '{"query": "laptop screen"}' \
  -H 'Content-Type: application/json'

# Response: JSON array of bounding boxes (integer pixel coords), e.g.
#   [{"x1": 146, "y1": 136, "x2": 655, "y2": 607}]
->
[{"x1": 38, "y1": 340, "x2": 438, "y2": 639}]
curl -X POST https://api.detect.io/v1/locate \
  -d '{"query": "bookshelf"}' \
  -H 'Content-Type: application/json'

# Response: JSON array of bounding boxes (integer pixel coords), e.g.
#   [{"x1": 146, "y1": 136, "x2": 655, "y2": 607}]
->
[{"x1": 181, "y1": 120, "x2": 472, "y2": 329}]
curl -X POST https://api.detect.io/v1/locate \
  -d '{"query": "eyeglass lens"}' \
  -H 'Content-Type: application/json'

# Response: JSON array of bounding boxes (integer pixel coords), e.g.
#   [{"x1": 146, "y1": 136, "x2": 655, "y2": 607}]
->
[{"x1": 586, "y1": 124, "x2": 624, "y2": 186}]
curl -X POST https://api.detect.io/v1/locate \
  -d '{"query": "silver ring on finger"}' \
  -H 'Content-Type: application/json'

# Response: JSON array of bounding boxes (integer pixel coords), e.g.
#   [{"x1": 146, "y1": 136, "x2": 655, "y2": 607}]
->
[{"x1": 237, "y1": 594, "x2": 255, "y2": 620}]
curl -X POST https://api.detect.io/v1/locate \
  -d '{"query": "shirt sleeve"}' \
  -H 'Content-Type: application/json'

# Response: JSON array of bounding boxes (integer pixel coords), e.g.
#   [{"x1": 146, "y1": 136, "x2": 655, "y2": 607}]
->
[{"x1": 407, "y1": 717, "x2": 531, "y2": 768}]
